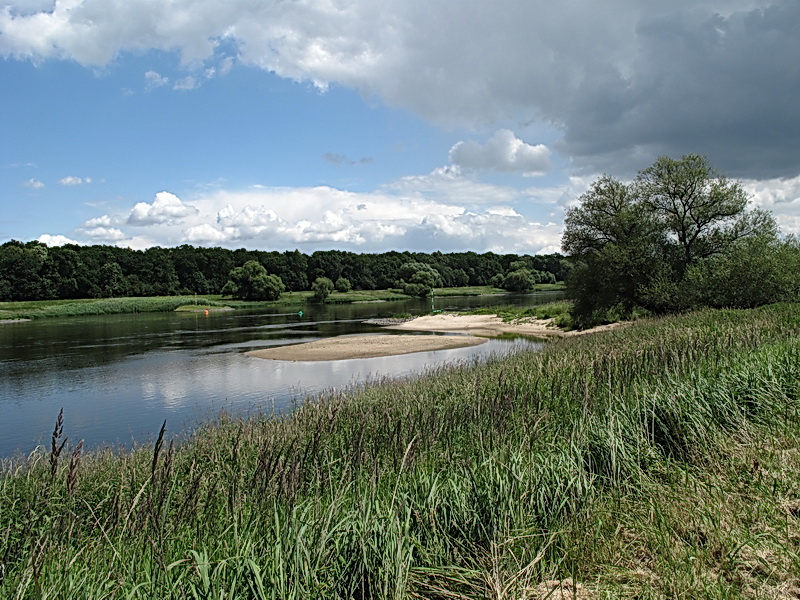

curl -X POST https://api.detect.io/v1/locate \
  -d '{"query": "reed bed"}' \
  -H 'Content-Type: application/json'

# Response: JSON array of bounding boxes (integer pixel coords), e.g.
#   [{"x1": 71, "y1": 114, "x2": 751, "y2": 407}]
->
[{"x1": 1, "y1": 304, "x2": 799, "y2": 598}]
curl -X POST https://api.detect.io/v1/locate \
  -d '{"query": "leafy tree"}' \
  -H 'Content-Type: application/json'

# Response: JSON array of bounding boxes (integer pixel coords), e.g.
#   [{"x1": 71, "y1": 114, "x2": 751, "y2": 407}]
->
[
  {"x1": 563, "y1": 176, "x2": 660, "y2": 257},
  {"x1": 0, "y1": 241, "x2": 49, "y2": 300},
  {"x1": 100, "y1": 262, "x2": 127, "y2": 298},
  {"x1": 43, "y1": 247, "x2": 83, "y2": 299},
  {"x1": 683, "y1": 234, "x2": 800, "y2": 309},
  {"x1": 451, "y1": 268, "x2": 469, "y2": 287},
  {"x1": 139, "y1": 247, "x2": 180, "y2": 296},
  {"x1": 635, "y1": 154, "x2": 773, "y2": 272},
  {"x1": 281, "y1": 250, "x2": 309, "y2": 291},
  {"x1": 395, "y1": 261, "x2": 440, "y2": 297},
  {"x1": 334, "y1": 277, "x2": 351, "y2": 293},
  {"x1": 220, "y1": 280, "x2": 238, "y2": 298},
  {"x1": 563, "y1": 175, "x2": 664, "y2": 323},
  {"x1": 502, "y1": 268, "x2": 537, "y2": 292},
  {"x1": 311, "y1": 277, "x2": 334, "y2": 302},
  {"x1": 562, "y1": 155, "x2": 783, "y2": 326},
  {"x1": 223, "y1": 261, "x2": 284, "y2": 301}
]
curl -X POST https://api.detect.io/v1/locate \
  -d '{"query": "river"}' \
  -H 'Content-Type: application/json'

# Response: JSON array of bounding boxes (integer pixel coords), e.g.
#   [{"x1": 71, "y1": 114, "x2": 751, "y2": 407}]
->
[{"x1": 0, "y1": 292, "x2": 561, "y2": 457}]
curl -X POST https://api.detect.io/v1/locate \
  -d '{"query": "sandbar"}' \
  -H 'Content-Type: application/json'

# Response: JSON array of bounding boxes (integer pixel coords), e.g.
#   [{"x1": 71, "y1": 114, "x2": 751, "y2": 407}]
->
[
  {"x1": 247, "y1": 333, "x2": 487, "y2": 361},
  {"x1": 246, "y1": 313, "x2": 623, "y2": 362},
  {"x1": 386, "y1": 313, "x2": 584, "y2": 337}
]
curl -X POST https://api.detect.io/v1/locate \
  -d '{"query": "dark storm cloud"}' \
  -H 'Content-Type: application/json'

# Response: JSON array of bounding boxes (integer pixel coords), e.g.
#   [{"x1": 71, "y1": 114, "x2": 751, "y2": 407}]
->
[{"x1": 558, "y1": 2, "x2": 800, "y2": 178}]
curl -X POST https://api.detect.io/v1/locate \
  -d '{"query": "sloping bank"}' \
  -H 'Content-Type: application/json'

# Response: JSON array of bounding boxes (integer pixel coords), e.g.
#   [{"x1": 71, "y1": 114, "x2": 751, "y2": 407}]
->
[{"x1": 1, "y1": 304, "x2": 799, "y2": 598}]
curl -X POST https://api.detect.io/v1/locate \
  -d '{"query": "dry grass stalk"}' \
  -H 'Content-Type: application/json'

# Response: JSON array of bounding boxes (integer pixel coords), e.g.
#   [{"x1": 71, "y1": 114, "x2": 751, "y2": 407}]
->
[{"x1": 49, "y1": 408, "x2": 67, "y2": 480}]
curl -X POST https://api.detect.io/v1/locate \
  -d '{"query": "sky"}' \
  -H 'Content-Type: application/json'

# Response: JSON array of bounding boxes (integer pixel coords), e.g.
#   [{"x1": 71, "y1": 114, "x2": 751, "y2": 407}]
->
[{"x1": 2, "y1": 0, "x2": 799, "y2": 255}]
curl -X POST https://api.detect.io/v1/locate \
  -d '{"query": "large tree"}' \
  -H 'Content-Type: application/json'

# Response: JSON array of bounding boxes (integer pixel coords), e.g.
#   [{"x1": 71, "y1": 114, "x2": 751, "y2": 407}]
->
[
  {"x1": 221, "y1": 260, "x2": 285, "y2": 301},
  {"x1": 562, "y1": 155, "x2": 785, "y2": 326},
  {"x1": 635, "y1": 154, "x2": 774, "y2": 272}
]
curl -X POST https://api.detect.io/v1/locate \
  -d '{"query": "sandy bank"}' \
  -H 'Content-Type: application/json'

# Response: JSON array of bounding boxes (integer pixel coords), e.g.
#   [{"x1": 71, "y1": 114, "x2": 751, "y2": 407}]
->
[
  {"x1": 247, "y1": 333, "x2": 487, "y2": 361},
  {"x1": 385, "y1": 313, "x2": 618, "y2": 337},
  {"x1": 386, "y1": 314, "x2": 624, "y2": 337},
  {"x1": 247, "y1": 313, "x2": 623, "y2": 362}
]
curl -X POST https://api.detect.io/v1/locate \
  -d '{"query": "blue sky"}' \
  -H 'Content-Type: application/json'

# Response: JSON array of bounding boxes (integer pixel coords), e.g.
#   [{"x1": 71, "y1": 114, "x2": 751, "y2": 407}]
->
[{"x1": 2, "y1": 0, "x2": 799, "y2": 254}]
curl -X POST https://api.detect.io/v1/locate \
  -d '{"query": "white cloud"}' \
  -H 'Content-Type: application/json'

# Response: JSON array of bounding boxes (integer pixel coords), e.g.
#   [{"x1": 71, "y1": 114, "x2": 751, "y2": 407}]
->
[
  {"x1": 83, "y1": 214, "x2": 116, "y2": 228},
  {"x1": 173, "y1": 75, "x2": 197, "y2": 90},
  {"x1": 744, "y1": 174, "x2": 800, "y2": 235},
  {"x1": 83, "y1": 226, "x2": 127, "y2": 241},
  {"x1": 182, "y1": 223, "x2": 229, "y2": 244},
  {"x1": 127, "y1": 191, "x2": 199, "y2": 225},
  {"x1": 144, "y1": 70, "x2": 168, "y2": 89},
  {"x1": 449, "y1": 130, "x2": 552, "y2": 176},
  {"x1": 22, "y1": 178, "x2": 44, "y2": 188},
  {"x1": 38, "y1": 233, "x2": 80, "y2": 246},
  {"x1": 174, "y1": 176, "x2": 566, "y2": 253},
  {"x1": 59, "y1": 175, "x2": 89, "y2": 186}
]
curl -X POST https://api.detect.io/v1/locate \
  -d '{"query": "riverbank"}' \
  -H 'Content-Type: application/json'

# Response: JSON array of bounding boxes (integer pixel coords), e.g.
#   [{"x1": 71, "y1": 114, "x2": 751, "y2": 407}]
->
[{"x1": 2, "y1": 304, "x2": 798, "y2": 598}]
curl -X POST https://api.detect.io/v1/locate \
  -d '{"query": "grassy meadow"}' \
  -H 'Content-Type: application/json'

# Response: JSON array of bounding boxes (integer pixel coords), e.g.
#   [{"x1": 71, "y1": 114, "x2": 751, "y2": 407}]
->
[{"x1": 1, "y1": 303, "x2": 799, "y2": 598}]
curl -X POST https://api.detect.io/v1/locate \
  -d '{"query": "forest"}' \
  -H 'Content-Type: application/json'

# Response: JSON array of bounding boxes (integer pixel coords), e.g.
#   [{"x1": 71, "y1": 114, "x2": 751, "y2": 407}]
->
[{"x1": 0, "y1": 243, "x2": 567, "y2": 302}]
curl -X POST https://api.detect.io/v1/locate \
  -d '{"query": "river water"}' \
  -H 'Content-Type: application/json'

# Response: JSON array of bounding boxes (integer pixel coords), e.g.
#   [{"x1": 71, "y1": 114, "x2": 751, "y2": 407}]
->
[{"x1": 0, "y1": 293, "x2": 561, "y2": 457}]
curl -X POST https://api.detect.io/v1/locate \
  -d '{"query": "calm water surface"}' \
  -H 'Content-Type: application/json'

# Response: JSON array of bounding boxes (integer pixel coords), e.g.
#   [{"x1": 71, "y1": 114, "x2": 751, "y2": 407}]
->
[{"x1": 0, "y1": 293, "x2": 560, "y2": 456}]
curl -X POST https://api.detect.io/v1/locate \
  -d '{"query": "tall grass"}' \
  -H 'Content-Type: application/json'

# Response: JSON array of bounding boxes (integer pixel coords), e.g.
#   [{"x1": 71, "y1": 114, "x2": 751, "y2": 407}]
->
[{"x1": 1, "y1": 304, "x2": 799, "y2": 598}]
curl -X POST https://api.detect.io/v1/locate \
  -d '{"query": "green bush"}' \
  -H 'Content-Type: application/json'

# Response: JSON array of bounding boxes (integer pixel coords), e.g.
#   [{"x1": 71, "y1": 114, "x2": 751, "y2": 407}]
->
[
  {"x1": 334, "y1": 276, "x2": 352, "y2": 293},
  {"x1": 312, "y1": 276, "x2": 334, "y2": 302}
]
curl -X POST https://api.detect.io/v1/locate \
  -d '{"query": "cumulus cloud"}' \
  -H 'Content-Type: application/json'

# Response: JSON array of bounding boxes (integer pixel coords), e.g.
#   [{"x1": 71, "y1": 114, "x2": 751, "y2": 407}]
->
[
  {"x1": 83, "y1": 215, "x2": 116, "y2": 228},
  {"x1": 59, "y1": 176, "x2": 90, "y2": 186},
  {"x1": 744, "y1": 174, "x2": 800, "y2": 235},
  {"x1": 449, "y1": 130, "x2": 551, "y2": 176},
  {"x1": 127, "y1": 191, "x2": 199, "y2": 225},
  {"x1": 22, "y1": 178, "x2": 44, "y2": 189},
  {"x1": 79, "y1": 215, "x2": 126, "y2": 242},
  {"x1": 2, "y1": 1, "x2": 797, "y2": 179},
  {"x1": 144, "y1": 70, "x2": 168, "y2": 89},
  {"x1": 176, "y1": 178, "x2": 565, "y2": 253},
  {"x1": 83, "y1": 226, "x2": 127, "y2": 241},
  {"x1": 38, "y1": 234, "x2": 80, "y2": 246}
]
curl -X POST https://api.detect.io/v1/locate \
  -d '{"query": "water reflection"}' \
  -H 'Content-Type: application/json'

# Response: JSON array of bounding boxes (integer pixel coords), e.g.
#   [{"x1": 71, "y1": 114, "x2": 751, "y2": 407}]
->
[{"x1": 0, "y1": 293, "x2": 559, "y2": 456}]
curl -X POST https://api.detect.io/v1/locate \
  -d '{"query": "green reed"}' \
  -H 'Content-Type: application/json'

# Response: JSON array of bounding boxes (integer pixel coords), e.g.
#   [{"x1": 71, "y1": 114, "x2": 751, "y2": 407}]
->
[{"x1": 1, "y1": 303, "x2": 799, "y2": 598}]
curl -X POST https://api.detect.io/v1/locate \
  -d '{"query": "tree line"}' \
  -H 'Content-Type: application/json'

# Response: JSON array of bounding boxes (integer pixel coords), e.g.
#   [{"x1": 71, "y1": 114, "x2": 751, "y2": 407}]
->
[
  {"x1": 0, "y1": 242, "x2": 567, "y2": 302},
  {"x1": 562, "y1": 154, "x2": 800, "y2": 327}
]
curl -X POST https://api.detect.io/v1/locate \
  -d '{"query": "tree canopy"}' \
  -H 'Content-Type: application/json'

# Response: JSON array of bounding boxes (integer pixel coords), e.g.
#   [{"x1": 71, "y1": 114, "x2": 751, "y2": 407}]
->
[
  {"x1": 562, "y1": 154, "x2": 799, "y2": 327},
  {"x1": 221, "y1": 260, "x2": 285, "y2": 301},
  {"x1": 311, "y1": 277, "x2": 334, "y2": 302}
]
